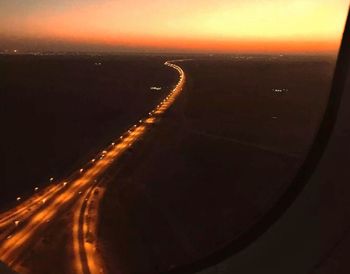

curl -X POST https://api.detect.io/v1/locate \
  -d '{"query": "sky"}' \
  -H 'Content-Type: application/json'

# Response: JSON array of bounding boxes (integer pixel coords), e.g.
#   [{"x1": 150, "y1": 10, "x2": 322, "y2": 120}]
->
[{"x1": 0, "y1": 0, "x2": 349, "y2": 53}]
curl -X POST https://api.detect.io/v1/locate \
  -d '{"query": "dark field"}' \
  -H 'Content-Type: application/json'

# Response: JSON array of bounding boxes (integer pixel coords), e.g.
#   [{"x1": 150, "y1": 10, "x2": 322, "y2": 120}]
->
[
  {"x1": 0, "y1": 54, "x2": 178, "y2": 208},
  {"x1": 98, "y1": 55, "x2": 336, "y2": 273}
]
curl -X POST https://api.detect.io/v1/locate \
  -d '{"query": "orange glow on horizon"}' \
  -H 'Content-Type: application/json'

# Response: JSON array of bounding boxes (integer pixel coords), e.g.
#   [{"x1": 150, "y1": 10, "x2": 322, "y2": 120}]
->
[{"x1": 0, "y1": 0, "x2": 348, "y2": 53}]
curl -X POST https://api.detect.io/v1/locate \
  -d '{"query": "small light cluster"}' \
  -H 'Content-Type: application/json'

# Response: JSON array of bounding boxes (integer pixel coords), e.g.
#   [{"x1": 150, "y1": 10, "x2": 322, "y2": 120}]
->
[{"x1": 272, "y1": 88, "x2": 288, "y2": 93}]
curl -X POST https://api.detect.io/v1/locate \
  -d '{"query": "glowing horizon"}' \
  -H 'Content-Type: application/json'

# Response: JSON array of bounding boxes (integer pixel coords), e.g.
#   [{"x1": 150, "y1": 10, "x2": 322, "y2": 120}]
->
[{"x1": 0, "y1": 0, "x2": 349, "y2": 53}]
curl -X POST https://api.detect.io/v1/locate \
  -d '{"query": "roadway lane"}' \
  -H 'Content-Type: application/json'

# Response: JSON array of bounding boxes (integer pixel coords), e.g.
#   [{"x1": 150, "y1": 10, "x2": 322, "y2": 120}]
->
[
  {"x1": 71, "y1": 61, "x2": 186, "y2": 274},
  {"x1": 0, "y1": 61, "x2": 186, "y2": 274}
]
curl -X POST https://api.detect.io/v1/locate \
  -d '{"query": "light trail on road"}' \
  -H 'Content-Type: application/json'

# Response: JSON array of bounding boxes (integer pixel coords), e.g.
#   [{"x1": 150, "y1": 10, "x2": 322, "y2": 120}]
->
[
  {"x1": 0, "y1": 61, "x2": 186, "y2": 274},
  {"x1": 72, "y1": 61, "x2": 186, "y2": 274},
  {"x1": 0, "y1": 184, "x2": 63, "y2": 228}
]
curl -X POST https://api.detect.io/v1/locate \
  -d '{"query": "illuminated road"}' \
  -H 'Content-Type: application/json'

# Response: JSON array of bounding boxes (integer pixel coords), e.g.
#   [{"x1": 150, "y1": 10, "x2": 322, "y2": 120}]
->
[{"x1": 0, "y1": 61, "x2": 186, "y2": 274}]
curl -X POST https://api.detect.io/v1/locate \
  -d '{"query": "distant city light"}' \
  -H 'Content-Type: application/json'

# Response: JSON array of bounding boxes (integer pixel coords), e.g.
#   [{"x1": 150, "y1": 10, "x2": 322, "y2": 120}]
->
[
  {"x1": 150, "y1": 86, "x2": 162, "y2": 91},
  {"x1": 272, "y1": 88, "x2": 288, "y2": 93}
]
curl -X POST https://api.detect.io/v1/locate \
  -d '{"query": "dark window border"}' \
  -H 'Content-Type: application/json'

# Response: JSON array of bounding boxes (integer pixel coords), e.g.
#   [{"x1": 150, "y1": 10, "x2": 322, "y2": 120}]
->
[{"x1": 165, "y1": 8, "x2": 350, "y2": 274}]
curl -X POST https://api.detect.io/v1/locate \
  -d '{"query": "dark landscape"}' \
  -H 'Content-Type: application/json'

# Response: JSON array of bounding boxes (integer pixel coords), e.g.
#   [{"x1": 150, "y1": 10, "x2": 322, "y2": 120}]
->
[
  {"x1": 0, "y1": 54, "x2": 178, "y2": 208},
  {"x1": 0, "y1": 54, "x2": 337, "y2": 274},
  {"x1": 97, "y1": 55, "x2": 336, "y2": 273}
]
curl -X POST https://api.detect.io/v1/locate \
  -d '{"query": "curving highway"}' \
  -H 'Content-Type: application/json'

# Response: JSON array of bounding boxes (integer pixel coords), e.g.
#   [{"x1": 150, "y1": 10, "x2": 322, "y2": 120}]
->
[{"x1": 0, "y1": 61, "x2": 186, "y2": 274}]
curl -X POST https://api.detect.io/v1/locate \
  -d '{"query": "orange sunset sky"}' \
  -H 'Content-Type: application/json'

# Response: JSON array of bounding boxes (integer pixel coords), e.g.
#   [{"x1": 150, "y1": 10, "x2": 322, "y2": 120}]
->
[{"x1": 0, "y1": 0, "x2": 349, "y2": 53}]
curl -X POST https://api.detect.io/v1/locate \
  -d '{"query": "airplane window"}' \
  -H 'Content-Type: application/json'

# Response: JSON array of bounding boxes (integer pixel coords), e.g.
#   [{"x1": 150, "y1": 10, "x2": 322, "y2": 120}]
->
[{"x1": 0, "y1": 1, "x2": 349, "y2": 274}]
